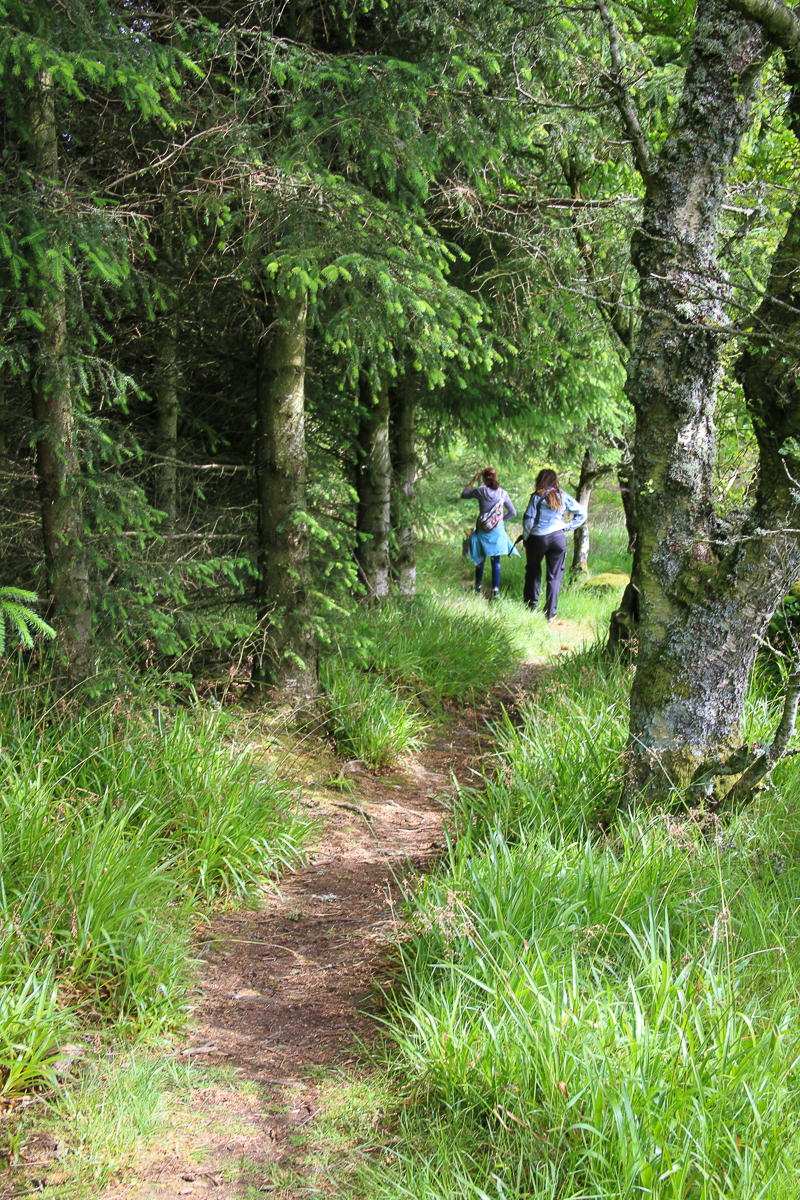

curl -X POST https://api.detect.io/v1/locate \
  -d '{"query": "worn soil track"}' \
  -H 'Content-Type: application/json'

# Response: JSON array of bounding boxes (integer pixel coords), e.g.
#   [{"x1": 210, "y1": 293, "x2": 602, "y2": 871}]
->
[{"x1": 131, "y1": 705, "x2": 501, "y2": 1200}]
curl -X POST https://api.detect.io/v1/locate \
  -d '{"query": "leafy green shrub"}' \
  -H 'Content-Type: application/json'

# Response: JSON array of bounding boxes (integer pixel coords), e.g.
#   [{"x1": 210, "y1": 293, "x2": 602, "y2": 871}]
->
[{"x1": 322, "y1": 661, "x2": 428, "y2": 768}]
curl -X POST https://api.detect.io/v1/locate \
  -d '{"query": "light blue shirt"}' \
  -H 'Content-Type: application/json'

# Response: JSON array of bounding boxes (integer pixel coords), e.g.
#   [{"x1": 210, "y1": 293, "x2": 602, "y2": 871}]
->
[{"x1": 522, "y1": 490, "x2": 587, "y2": 540}]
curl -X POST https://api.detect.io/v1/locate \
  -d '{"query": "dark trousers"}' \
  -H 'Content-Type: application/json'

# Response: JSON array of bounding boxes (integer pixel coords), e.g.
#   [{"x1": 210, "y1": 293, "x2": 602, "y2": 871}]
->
[
  {"x1": 475, "y1": 555, "x2": 501, "y2": 591},
  {"x1": 524, "y1": 531, "x2": 567, "y2": 620}
]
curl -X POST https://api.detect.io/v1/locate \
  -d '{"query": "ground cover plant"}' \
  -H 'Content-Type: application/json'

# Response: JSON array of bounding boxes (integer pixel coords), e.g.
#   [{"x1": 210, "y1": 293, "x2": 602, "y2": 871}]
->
[
  {"x1": 0, "y1": 679, "x2": 311, "y2": 1098},
  {"x1": 375, "y1": 645, "x2": 800, "y2": 1200},
  {"x1": 321, "y1": 659, "x2": 429, "y2": 768}
]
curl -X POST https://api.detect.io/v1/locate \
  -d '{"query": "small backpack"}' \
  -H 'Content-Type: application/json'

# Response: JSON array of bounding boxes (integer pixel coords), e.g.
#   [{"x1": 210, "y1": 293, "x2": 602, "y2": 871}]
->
[{"x1": 478, "y1": 500, "x2": 504, "y2": 532}]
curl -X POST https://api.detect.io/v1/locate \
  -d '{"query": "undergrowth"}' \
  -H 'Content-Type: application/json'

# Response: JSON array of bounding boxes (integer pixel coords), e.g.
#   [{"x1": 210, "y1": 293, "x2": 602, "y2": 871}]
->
[
  {"x1": 373, "y1": 644, "x2": 800, "y2": 1200},
  {"x1": 0, "y1": 683, "x2": 311, "y2": 1097},
  {"x1": 321, "y1": 660, "x2": 428, "y2": 768}
]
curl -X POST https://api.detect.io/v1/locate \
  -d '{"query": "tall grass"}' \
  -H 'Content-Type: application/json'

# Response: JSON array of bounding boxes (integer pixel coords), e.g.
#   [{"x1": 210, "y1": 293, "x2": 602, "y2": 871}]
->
[
  {"x1": 377, "y1": 644, "x2": 800, "y2": 1199},
  {"x1": 322, "y1": 661, "x2": 428, "y2": 768},
  {"x1": 0, "y1": 688, "x2": 311, "y2": 1097},
  {"x1": 329, "y1": 593, "x2": 547, "y2": 709}
]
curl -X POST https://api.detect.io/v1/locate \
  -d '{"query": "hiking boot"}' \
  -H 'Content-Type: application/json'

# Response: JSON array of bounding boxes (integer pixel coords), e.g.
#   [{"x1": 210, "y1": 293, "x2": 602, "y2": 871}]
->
[{"x1": 491, "y1": 587, "x2": 500, "y2": 601}]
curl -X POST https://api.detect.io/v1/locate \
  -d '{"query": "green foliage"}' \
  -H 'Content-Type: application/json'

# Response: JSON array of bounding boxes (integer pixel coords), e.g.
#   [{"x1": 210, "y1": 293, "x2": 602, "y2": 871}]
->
[
  {"x1": 1, "y1": 766, "x2": 192, "y2": 1024},
  {"x1": 0, "y1": 961, "x2": 63, "y2": 1098},
  {"x1": 0, "y1": 587, "x2": 54, "y2": 652},
  {"x1": 70, "y1": 710, "x2": 311, "y2": 900},
  {"x1": 367, "y1": 594, "x2": 537, "y2": 704}
]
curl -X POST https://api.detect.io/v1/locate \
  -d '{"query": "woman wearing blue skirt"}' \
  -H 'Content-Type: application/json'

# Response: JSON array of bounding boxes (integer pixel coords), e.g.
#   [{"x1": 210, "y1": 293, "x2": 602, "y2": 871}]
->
[{"x1": 461, "y1": 467, "x2": 520, "y2": 599}]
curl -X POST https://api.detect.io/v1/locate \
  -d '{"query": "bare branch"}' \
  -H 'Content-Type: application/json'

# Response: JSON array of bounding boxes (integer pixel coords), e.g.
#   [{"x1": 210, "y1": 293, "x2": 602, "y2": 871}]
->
[
  {"x1": 595, "y1": 0, "x2": 654, "y2": 183},
  {"x1": 717, "y1": 664, "x2": 800, "y2": 801}
]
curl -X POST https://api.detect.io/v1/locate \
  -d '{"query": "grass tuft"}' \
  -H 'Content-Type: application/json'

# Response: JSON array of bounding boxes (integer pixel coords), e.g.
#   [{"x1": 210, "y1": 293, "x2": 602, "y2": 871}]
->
[
  {"x1": 0, "y1": 686, "x2": 311, "y2": 1096},
  {"x1": 322, "y1": 661, "x2": 428, "y2": 768}
]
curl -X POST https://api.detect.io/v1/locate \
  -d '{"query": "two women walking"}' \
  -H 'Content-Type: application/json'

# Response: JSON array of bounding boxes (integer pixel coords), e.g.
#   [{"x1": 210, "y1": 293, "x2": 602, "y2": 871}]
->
[{"x1": 461, "y1": 466, "x2": 586, "y2": 620}]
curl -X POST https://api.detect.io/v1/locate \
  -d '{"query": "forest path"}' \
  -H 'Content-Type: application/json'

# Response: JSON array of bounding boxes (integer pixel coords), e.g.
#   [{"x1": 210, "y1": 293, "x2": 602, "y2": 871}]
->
[{"x1": 131, "y1": 698, "x2": 503, "y2": 1200}]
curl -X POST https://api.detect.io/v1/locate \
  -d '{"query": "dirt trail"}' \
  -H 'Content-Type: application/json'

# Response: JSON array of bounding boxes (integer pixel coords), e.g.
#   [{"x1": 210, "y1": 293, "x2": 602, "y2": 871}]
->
[
  {"x1": 132, "y1": 707, "x2": 500, "y2": 1200},
  {"x1": 127, "y1": 629, "x2": 595, "y2": 1200}
]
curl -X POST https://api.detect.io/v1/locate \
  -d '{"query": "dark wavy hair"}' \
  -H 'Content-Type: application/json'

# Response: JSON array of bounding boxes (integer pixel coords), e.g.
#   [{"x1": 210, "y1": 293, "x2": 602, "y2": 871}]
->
[
  {"x1": 482, "y1": 467, "x2": 498, "y2": 489},
  {"x1": 535, "y1": 468, "x2": 563, "y2": 511}
]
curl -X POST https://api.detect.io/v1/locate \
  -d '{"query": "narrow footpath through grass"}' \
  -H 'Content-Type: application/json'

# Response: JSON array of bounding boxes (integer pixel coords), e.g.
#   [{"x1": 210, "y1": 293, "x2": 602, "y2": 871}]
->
[
  {"x1": 4, "y1": 685, "x2": 511, "y2": 1200},
  {"x1": 2, "y1": 457, "x2": 633, "y2": 1199}
]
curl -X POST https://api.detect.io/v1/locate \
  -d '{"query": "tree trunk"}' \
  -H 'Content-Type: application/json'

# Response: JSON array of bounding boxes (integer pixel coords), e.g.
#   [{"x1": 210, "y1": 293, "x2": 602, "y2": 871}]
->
[
  {"x1": 390, "y1": 376, "x2": 417, "y2": 596},
  {"x1": 570, "y1": 446, "x2": 595, "y2": 577},
  {"x1": 355, "y1": 377, "x2": 391, "y2": 600},
  {"x1": 25, "y1": 71, "x2": 92, "y2": 677},
  {"x1": 616, "y1": 457, "x2": 635, "y2": 553},
  {"x1": 607, "y1": 452, "x2": 639, "y2": 652},
  {"x1": 154, "y1": 199, "x2": 179, "y2": 526},
  {"x1": 253, "y1": 291, "x2": 317, "y2": 698},
  {"x1": 618, "y1": 1, "x2": 776, "y2": 799},
  {"x1": 0, "y1": 362, "x2": 7, "y2": 459}
]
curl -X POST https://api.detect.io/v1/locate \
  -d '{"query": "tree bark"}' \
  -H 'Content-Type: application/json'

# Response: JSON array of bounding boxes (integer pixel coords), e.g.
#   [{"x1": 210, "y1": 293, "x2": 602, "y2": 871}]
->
[
  {"x1": 607, "y1": 453, "x2": 639, "y2": 652},
  {"x1": 25, "y1": 71, "x2": 92, "y2": 677},
  {"x1": 570, "y1": 446, "x2": 595, "y2": 576},
  {"x1": 355, "y1": 377, "x2": 391, "y2": 600},
  {"x1": 253, "y1": 291, "x2": 317, "y2": 698},
  {"x1": 154, "y1": 198, "x2": 179, "y2": 527},
  {"x1": 0, "y1": 362, "x2": 7, "y2": 459},
  {"x1": 613, "y1": 0, "x2": 778, "y2": 799},
  {"x1": 616, "y1": 456, "x2": 636, "y2": 553},
  {"x1": 390, "y1": 376, "x2": 417, "y2": 596}
]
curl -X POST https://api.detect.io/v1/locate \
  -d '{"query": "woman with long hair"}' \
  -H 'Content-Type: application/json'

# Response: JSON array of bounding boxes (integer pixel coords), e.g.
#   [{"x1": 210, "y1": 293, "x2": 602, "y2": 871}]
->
[
  {"x1": 461, "y1": 466, "x2": 519, "y2": 599},
  {"x1": 522, "y1": 468, "x2": 586, "y2": 620}
]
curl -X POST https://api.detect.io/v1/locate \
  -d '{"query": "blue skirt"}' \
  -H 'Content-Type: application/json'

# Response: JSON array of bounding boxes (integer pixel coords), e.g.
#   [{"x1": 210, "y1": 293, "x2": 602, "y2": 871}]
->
[{"x1": 467, "y1": 524, "x2": 520, "y2": 565}]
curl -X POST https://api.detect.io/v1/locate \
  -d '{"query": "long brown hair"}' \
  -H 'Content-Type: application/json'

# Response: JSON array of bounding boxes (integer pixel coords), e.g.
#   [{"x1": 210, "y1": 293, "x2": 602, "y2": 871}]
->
[
  {"x1": 482, "y1": 467, "x2": 498, "y2": 489},
  {"x1": 535, "y1": 468, "x2": 563, "y2": 511}
]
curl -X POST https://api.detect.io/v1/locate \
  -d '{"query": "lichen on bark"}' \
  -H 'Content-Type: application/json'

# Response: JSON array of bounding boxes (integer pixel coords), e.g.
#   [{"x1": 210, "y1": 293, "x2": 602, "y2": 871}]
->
[{"x1": 608, "y1": 0, "x2": 800, "y2": 802}]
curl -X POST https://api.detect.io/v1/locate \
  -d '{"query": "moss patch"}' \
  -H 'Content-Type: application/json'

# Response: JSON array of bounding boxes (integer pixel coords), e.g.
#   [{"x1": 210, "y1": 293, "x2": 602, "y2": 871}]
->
[{"x1": 582, "y1": 571, "x2": 630, "y2": 591}]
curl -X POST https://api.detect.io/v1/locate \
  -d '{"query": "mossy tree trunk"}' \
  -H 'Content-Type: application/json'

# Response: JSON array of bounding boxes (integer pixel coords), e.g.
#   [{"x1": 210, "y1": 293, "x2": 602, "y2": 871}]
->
[
  {"x1": 390, "y1": 375, "x2": 417, "y2": 596},
  {"x1": 25, "y1": 71, "x2": 92, "y2": 678},
  {"x1": 355, "y1": 377, "x2": 391, "y2": 600},
  {"x1": 609, "y1": 0, "x2": 800, "y2": 800},
  {"x1": 253, "y1": 291, "x2": 317, "y2": 698}
]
